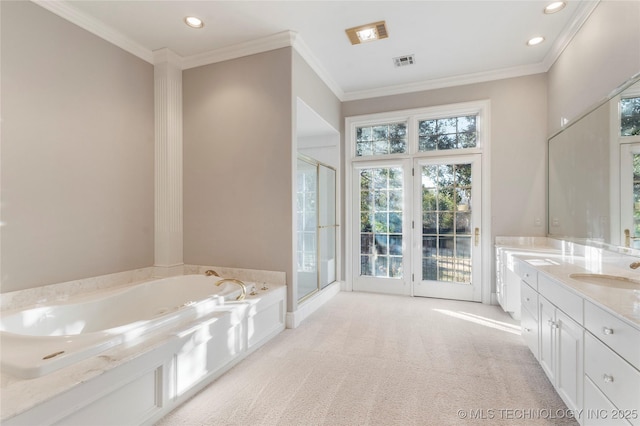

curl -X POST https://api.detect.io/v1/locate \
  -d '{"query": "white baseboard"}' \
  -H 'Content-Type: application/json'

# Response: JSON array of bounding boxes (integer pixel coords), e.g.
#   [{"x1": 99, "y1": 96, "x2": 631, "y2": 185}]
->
[{"x1": 286, "y1": 281, "x2": 341, "y2": 329}]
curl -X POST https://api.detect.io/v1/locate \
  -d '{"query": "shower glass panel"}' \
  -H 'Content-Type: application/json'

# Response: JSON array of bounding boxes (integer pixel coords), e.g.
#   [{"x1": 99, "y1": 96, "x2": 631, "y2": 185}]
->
[
  {"x1": 297, "y1": 158, "x2": 318, "y2": 301},
  {"x1": 319, "y1": 166, "x2": 337, "y2": 289},
  {"x1": 296, "y1": 156, "x2": 338, "y2": 302}
]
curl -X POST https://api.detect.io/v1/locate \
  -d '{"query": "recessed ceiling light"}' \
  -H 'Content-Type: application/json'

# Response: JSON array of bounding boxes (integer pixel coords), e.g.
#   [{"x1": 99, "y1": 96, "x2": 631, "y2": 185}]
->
[
  {"x1": 527, "y1": 36, "x2": 545, "y2": 46},
  {"x1": 544, "y1": 2, "x2": 567, "y2": 14},
  {"x1": 345, "y1": 21, "x2": 388, "y2": 45},
  {"x1": 184, "y1": 16, "x2": 204, "y2": 29}
]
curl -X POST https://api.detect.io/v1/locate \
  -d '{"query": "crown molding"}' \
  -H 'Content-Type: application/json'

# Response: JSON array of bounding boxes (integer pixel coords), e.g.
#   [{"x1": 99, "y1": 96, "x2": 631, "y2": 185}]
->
[
  {"x1": 341, "y1": 62, "x2": 548, "y2": 102},
  {"x1": 31, "y1": 0, "x2": 600, "y2": 103},
  {"x1": 290, "y1": 33, "x2": 345, "y2": 101},
  {"x1": 31, "y1": 0, "x2": 154, "y2": 63},
  {"x1": 181, "y1": 30, "x2": 296, "y2": 70},
  {"x1": 542, "y1": 0, "x2": 600, "y2": 70}
]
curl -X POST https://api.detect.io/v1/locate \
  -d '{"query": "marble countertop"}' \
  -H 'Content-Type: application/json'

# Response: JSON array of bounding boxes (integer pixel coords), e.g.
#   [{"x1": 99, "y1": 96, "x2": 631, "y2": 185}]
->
[{"x1": 496, "y1": 237, "x2": 640, "y2": 330}]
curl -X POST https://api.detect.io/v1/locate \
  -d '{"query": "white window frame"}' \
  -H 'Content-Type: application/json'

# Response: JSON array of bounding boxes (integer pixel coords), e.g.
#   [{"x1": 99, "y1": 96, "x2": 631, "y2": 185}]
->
[{"x1": 345, "y1": 100, "x2": 492, "y2": 304}]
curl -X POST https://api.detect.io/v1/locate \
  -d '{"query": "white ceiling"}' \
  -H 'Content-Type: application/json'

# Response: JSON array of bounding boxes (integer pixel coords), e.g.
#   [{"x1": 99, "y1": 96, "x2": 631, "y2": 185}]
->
[{"x1": 38, "y1": 1, "x2": 598, "y2": 101}]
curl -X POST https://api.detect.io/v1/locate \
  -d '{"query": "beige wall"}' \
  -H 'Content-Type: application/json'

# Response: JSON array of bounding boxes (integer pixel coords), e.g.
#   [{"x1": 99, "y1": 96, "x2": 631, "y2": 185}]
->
[
  {"x1": 183, "y1": 48, "x2": 294, "y2": 282},
  {"x1": 1, "y1": 1, "x2": 155, "y2": 293},
  {"x1": 547, "y1": 0, "x2": 640, "y2": 135},
  {"x1": 343, "y1": 74, "x2": 549, "y2": 241}
]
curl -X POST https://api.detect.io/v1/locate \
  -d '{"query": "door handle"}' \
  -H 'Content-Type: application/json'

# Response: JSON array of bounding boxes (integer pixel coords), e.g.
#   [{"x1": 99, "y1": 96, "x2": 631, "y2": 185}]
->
[{"x1": 475, "y1": 227, "x2": 480, "y2": 246}]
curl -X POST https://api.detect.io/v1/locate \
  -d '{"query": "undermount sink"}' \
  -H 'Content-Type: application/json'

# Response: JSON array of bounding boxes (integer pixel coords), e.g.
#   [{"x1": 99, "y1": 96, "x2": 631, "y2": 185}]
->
[{"x1": 569, "y1": 273, "x2": 640, "y2": 290}]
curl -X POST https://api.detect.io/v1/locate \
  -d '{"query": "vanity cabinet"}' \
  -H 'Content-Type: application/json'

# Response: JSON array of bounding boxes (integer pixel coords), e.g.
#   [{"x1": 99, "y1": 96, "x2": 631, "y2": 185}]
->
[{"x1": 515, "y1": 257, "x2": 640, "y2": 426}]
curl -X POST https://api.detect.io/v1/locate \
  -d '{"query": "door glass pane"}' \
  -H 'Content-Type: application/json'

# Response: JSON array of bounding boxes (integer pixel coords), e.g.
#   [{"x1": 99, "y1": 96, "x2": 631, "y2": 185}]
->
[
  {"x1": 421, "y1": 163, "x2": 472, "y2": 284},
  {"x1": 633, "y1": 153, "x2": 640, "y2": 249},
  {"x1": 359, "y1": 167, "x2": 403, "y2": 278}
]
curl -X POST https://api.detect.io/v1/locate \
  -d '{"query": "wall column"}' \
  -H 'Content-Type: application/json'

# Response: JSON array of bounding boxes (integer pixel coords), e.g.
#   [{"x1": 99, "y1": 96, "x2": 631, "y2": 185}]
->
[{"x1": 154, "y1": 48, "x2": 183, "y2": 276}]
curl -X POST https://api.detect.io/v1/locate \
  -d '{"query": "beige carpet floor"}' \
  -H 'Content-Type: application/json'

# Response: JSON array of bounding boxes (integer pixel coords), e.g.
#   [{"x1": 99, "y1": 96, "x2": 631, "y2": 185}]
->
[{"x1": 157, "y1": 292, "x2": 578, "y2": 426}]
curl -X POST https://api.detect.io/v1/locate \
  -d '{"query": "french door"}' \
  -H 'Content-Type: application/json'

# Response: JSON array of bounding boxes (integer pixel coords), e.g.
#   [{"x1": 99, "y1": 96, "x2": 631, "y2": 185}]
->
[
  {"x1": 413, "y1": 155, "x2": 482, "y2": 301},
  {"x1": 352, "y1": 154, "x2": 482, "y2": 301}
]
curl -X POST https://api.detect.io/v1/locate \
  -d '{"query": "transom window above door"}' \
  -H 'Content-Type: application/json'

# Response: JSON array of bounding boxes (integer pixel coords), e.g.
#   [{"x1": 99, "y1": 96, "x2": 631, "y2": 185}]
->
[
  {"x1": 355, "y1": 122, "x2": 408, "y2": 156},
  {"x1": 351, "y1": 101, "x2": 487, "y2": 159},
  {"x1": 418, "y1": 115, "x2": 477, "y2": 151}
]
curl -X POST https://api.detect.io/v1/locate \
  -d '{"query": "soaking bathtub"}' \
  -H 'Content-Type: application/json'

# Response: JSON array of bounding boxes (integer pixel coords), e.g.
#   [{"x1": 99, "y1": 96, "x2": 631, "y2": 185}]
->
[{"x1": 0, "y1": 274, "x2": 243, "y2": 379}]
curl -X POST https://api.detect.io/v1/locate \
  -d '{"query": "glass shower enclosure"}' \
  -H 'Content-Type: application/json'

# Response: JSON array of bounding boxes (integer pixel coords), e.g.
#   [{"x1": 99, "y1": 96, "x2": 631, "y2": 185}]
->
[{"x1": 296, "y1": 156, "x2": 337, "y2": 302}]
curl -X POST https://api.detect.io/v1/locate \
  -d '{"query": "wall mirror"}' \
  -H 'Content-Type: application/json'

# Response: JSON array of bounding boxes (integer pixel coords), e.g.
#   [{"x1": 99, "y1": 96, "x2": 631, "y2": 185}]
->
[{"x1": 548, "y1": 73, "x2": 640, "y2": 252}]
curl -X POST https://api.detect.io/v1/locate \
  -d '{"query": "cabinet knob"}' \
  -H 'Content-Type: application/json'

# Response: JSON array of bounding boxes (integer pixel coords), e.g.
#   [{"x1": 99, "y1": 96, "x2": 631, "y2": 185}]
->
[
  {"x1": 524, "y1": 327, "x2": 531, "y2": 333},
  {"x1": 525, "y1": 297, "x2": 530, "y2": 302},
  {"x1": 547, "y1": 319, "x2": 558, "y2": 329},
  {"x1": 602, "y1": 327, "x2": 614, "y2": 335},
  {"x1": 603, "y1": 374, "x2": 614, "y2": 383}
]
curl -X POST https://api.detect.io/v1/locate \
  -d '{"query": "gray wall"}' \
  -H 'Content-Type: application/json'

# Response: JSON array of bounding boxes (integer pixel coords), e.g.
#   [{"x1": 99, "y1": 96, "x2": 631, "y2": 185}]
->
[
  {"x1": 183, "y1": 48, "x2": 294, "y2": 282},
  {"x1": 547, "y1": 0, "x2": 640, "y2": 135},
  {"x1": 1, "y1": 1, "x2": 155, "y2": 292}
]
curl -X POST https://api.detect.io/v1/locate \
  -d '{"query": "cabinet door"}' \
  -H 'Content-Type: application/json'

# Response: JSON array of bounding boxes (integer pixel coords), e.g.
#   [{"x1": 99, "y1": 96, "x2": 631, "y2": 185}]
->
[
  {"x1": 539, "y1": 296, "x2": 556, "y2": 383},
  {"x1": 555, "y1": 309, "x2": 584, "y2": 413},
  {"x1": 520, "y1": 305, "x2": 539, "y2": 360}
]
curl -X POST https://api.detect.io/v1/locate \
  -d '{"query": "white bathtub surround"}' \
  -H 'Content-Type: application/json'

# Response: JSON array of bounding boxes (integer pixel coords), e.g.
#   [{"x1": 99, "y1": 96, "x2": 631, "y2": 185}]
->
[
  {"x1": 158, "y1": 292, "x2": 577, "y2": 426},
  {"x1": 0, "y1": 265, "x2": 284, "y2": 313},
  {"x1": 0, "y1": 274, "x2": 286, "y2": 425},
  {"x1": 154, "y1": 48, "x2": 184, "y2": 275},
  {"x1": 183, "y1": 264, "x2": 286, "y2": 288},
  {"x1": 0, "y1": 267, "x2": 155, "y2": 312},
  {"x1": 1, "y1": 275, "x2": 243, "y2": 379}
]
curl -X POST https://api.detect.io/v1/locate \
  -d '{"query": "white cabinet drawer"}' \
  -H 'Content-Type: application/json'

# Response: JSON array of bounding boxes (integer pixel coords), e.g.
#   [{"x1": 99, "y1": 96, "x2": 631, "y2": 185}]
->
[
  {"x1": 521, "y1": 281, "x2": 538, "y2": 320},
  {"x1": 584, "y1": 375, "x2": 631, "y2": 425},
  {"x1": 585, "y1": 332, "x2": 640, "y2": 422},
  {"x1": 538, "y1": 273, "x2": 583, "y2": 324},
  {"x1": 515, "y1": 259, "x2": 538, "y2": 288},
  {"x1": 585, "y1": 301, "x2": 640, "y2": 371}
]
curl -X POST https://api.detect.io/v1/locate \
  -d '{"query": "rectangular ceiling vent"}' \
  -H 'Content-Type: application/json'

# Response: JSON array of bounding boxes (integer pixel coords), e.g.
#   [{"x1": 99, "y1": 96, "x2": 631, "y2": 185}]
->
[{"x1": 393, "y1": 54, "x2": 415, "y2": 68}]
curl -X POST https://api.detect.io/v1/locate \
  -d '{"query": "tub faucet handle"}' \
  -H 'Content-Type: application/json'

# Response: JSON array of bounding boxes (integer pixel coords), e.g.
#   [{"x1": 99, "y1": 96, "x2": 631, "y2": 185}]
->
[
  {"x1": 205, "y1": 269, "x2": 220, "y2": 277},
  {"x1": 630, "y1": 261, "x2": 640, "y2": 270}
]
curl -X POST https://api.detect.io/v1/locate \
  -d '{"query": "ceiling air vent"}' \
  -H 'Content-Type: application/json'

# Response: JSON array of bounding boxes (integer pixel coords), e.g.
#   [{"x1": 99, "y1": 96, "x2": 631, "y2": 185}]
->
[{"x1": 393, "y1": 54, "x2": 415, "y2": 68}]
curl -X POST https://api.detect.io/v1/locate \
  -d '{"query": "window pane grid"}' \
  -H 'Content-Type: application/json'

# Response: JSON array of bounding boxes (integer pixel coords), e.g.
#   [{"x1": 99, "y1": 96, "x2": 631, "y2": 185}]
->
[
  {"x1": 418, "y1": 115, "x2": 477, "y2": 152},
  {"x1": 621, "y1": 97, "x2": 640, "y2": 137},
  {"x1": 356, "y1": 122, "x2": 408, "y2": 157},
  {"x1": 359, "y1": 167, "x2": 403, "y2": 278}
]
